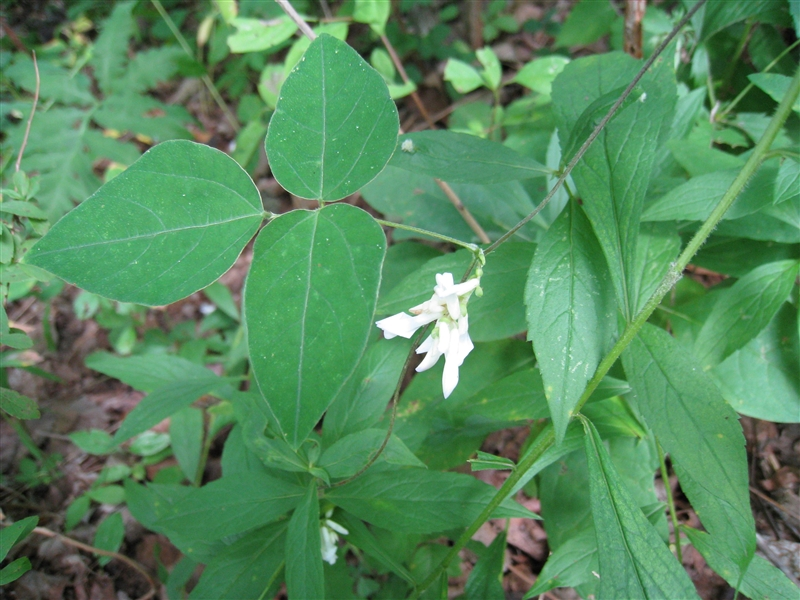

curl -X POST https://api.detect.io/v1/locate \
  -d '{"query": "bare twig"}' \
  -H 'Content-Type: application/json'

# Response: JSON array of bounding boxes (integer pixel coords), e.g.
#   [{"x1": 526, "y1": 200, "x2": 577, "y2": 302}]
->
[
  {"x1": 16, "y1": 51, "x2": 39, "y2": 173},
  {"x1": 30, "y1": 526, "x2": 158, "y2": 600},
  {"x1": 380, "y1": 33, "x2": 437, "y2": 129},
  {"x1": 435, "y1": 179, "x2": 491, "y2": 244},
  {"x1": 276, "y1": 0, "x2": 317, "y2": 41}
]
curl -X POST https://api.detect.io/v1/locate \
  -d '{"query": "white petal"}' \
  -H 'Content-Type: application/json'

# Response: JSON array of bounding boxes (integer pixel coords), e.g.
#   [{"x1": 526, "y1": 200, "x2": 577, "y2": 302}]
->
[
  {"x1": 416, "y1": 331, "x2": 443, "y2": 371},
  {"x1": 416, "y1": 334, "x2": 435, "y2": 354},
  {"x1": 457, "y1": 329, "x2": 474, "y2": 364},
  {"x1": 442, "y1": 353, "x2": 460, "y2": 398},
  {"x1": 376, "y1": 312, "x2": 432, "y2": 339},
  {"x1": 451, "y1": 278, "x2": 480, "y2": 296},
  {"x1": 436, "y1": 320, "x2": 451, "y2": 354},
  {"x1": 326, "y1": 519, "x2": 349, "y2": 535}
]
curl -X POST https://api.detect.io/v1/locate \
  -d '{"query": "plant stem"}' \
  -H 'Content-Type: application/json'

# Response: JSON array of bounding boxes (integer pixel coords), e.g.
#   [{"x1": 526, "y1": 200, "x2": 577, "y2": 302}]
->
[
  {"x1": 484, "y1": 0, "x2": 708, "y2": 257},
  {"x1": 414, "y1": 17, "x2": 800, "y2": 600},
  {"x1": 150, "y1": 0, "x2": 240, "y2": 133},
  {"x1": 413, "y1": 424, "x2": 555, "y2": 597},
  {"x1": 658, "y1": 439, "x2": 683, "y2": 563},
  {"x1": 275, "y1": 0, "x2": 317, "y2": 41},
  {"x1": 15, "y1": 50, "x2": 39, "y2": 173},
  {"x1": 375, "y1": 219, "x2": 480, "y2": 254},
  {"x1": 434, "y1": 179, "x2": 491, "y2": 244},
  {"x1": 380, "y1": 32, "x2": 437, "y2": 129}
]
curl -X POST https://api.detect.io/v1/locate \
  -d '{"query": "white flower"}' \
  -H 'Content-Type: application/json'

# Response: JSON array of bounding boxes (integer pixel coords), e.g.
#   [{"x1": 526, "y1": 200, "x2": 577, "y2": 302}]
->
[
  {"x1": 376, "y1": 271, "x2": 480, "y2": 398},
  {"x1": 320, "y1": 509, "x2": 349, "y2": 565}
]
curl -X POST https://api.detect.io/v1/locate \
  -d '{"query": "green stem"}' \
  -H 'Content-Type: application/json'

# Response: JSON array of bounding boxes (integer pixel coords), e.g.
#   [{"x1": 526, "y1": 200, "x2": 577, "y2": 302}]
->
[
  {"x1": 375, "y1": 219, "x2": 480, "y2": 255},
  {"x1": 485, "y1": 0, "x2": 707, "y2": 257},
  {"x1": 413, "y1": 50, "x2": 800, "y2": 600},
  {"x1": 658, "y1": 439, "x2": 683, "y2": 564},
  {"x1": 150, "y1": 0, "x2": 240, "y2": 133},
  {"x1": 412, "y1": 423, "x2": 555, "y2": 598}
]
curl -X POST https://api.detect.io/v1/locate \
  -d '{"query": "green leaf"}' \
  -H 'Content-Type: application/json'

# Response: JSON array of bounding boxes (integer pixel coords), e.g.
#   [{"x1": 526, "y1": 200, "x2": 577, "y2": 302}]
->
[
  {"x1": 389, "y1": 131, "x2": 548, "y2": 184},
  {"x1": 523, "y1": 529, "x2": 598, "y2": 598},
  {"x1": 0, "y1": 388, "x2": 40, "y2": 420},
  {"x1": 684, "y1": 527, "x2": 800, "y2": 600},
  {"x1": 465, "y1": 529, "x2": 506, "y2": 600},
  {"x1": 513, "y1": 56, "x2": 570, "y2": 97},
  {"x1": 476, "y1": 47, "x2": 502, "y2": 91},
  {"x1": 326, "y1": 467, "x2": 536, "y2": 534},
  {"x1": 556, "y1": 0, "x2": 618, "y2": 47},
  {"x1": 353, "y1": 0, "x2": 391, "y2": 35},
  {"x1": 70, "y1": 429, "x2": 115, "y2": 455},
  {"x1": 90, "y1": 1, "x2": 135, "y2": 96},
  {"x1": 25, "y1": 141, "x2": 263, "y2": 306},
  {"x1": 85, "y1": 351, "x2": 214, "y2": 392},
  {"x1": 337, "y1": 512, "x2": 415, "y2": 584},
  {"x1": 0, "y1": 557, "x2": 31, "y2": 586},
  {"x1": 693, "y1": 260, "x2": 799, "y2": 370},
  {"x1": 468, "y1": 451, "x2": 515, "y2": 472},
  {"x1": 692, "y1": 237, "x2": 800, "y2": 278},
  {"x1": 444, "y1": 59, "x2": 485, "y2": 94},
  {"x1": 65, "y1": 495, "x2": 91, "y2": 531},
  {"x1": 319, "y1": 429, "x2": 424, "y2": 479},
  {"x1": 553, "y1": 52, "x2": 676, "y2": 320},
  {"x1": 630, "y1": 222, "x2": 681, "y2": 315},
  {"x1": 227, "y1": 16, "x2": 297, "y2": 53},
  {"x1": 582, "y1": 417, "x2": 698, "y2": 599},
  {"x1": 749, "y1": 73, "x2": 800, "y2": 112},
  {"x1": 85, "y1": 485, "x2": 125, "y2": 505},
  {"x1": 265, "y1": 34, "x2": 399, "y2": 201},
  {"x1": 622, "y1": 323, "x2": 756, "y2": 571},
  {"x1": 114, "y1": 376, "x2": 231, "y2": 444},
  {"x1": 190, "y1": 522, "x2": 286, "y2": 600},
  {"x1": 0, "y1": 516, "x2": 38, "y2": 561},
  {"x1": 93, "y1": 94, "x2": 192, "y2": 143},
  {"x1": 711, "y1": 303, "x2": 800, "y2": 422},
  {"x1": 525, "y1": 199, "x2": 617, "y2": 443},
  {"x1": 286, "y1": 483, "x2": 324, "y2": 600},
  {"x1": 244, "y1": 204, "x2": 385, "y2": 448},
  {"x1": 170, "y1": 407, "x2": 204, "y2": 483},
  {"x1": 156, "y1": 472, "x2": 306, "y2": 541},
  {"x1": 93, "y1": 512, "x2": 124, "y2": 566}
]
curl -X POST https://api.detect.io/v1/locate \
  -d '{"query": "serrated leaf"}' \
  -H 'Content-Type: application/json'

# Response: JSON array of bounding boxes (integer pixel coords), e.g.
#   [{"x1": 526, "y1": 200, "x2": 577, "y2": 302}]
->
[
  {"x1": 5, "y1": 54, "x2": 94, "y2": 106},
  {"x1": 326, "y1": 467, "x2": 536, "y2": 534},
  {"x1": 525, "y1": 199, "x2": 616, "y2": 443},
  {"x1": 90, "y1": 1, "x2": 135, "y2": 96},
  {"x1": 190, "y1": 522, "x2": 286, "y2": 600},
  {"x1": 693, "y1": 260, "x2": 799, "y2": 370},
  {"x1": 26, "y1": 140, "x2": 263, "y2": 306},
  {"x1": 156, "y1": 472, "x2": 305, "y2": 541},
  {"x1": 389, "y1": 131, "x2": 548, "y2": 184},
  {"x1": 553, "y1": 52, "x2": 676, "y2": 320},
  {"x1": 286, "y1": 483, "x2": 324, "y2": 600},
  {"x1": 0, "y1": 388, "x2": 40, "y2": 420},
  {"x1": 684, "y1": 527, "x2": 799, "y2": 600},
  {"x1": 244, "y1": 203, "x2": 385, "y2": 448},
  {"x1": 582, "y1": 417, "x2": 698, "y2": 599},
  {"x1": 265, "y1": 34, "x2": 399, "y2": 201},
  {"x1": 622, "y1": 323, "x2": 756, "y2": 571},
  {"x1": 93, "y1": 512, "x2": 124, "y2": 566},
  {"x1": 465, "y1": 529, "x2": 506, "y2": 600}
]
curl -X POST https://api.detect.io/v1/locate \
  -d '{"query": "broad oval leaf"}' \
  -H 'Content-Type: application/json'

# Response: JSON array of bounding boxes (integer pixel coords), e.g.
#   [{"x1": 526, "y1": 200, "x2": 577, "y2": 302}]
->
[
  {"x1": 265, "y1": 34, "x2": 399, "y2": 201},
  {"x1": 244, "y1": 203, "x2": 386, "y2": 448},
  {"x1": 25, "y1": 140, "x2": 263, "y2": 306}
]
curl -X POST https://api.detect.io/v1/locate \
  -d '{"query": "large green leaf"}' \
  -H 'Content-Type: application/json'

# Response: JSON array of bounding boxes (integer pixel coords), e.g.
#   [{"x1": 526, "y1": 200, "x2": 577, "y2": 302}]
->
[
  {"x1": 85, "y1": 352, "x2": 215, "y2": 392},
  {"x1": 25, "y1": 141, "x2": 263, "y2": 306},
  {"x1": 582, "y1": 418, "x2": 699, "y2": 599},
  {"x1": 525, "y1": 199, "x2": 617, "y2": 442},
  {"x1": 711, "y1": 303, "x2": 800, "y2": 423},
  {"x1": 465, "y1": 529, "x2": 506, "y2": 600},
  {"x1": 156, "y1": 473, "x2": 305, "y2": 541},
  {"x1": 523, "y1": 529, "x2": 598, "y2": 598},
  {"x1": 190, "y1": 522, "x2": 286, "y2": 600},
  {"x1": 389, "y1": 131, "x2": 548, "y2": 184},
  {"x1": 552, "y1": 52, "x2": 676, "y2": 320},
  {"x1": 684, "y1": 527, "x2": 799, "y2": 600},
  {"x1": 630, "y1": 222, "x2": 681, "y2": 315},
  {"x1": 326, "y1": 467, "x2": 536, "y2": 534},
  {"x1": 244, "y1": 203, "x2": 385, "y2": 448},
  {"x1": 693, "y1": 260, "x2": 799, "y2": 370},
  {"x1": 622, "y1": 324, "x2": 756, "y2": 571},
  {"x1": 265, "y1": 34, "x2": 399, "y2": 200},
  {"x1": 286, "y1": 483, "x2": 325, "y2": 600},
  {"x1": 319, "y1": 429, "x2": 423, "y2": 479}
]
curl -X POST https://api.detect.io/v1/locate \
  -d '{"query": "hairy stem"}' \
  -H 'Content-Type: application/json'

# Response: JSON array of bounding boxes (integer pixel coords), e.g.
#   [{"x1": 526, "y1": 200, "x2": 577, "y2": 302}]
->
[{"x1": 658, "y1": 439, "x2": 683, "y2": 564}]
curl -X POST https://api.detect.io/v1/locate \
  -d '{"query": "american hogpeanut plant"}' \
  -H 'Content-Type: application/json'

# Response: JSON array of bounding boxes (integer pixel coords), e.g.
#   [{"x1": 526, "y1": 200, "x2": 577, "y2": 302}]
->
[{"x1": 20, "y1": 2, "x2": 800, "y2": 598}]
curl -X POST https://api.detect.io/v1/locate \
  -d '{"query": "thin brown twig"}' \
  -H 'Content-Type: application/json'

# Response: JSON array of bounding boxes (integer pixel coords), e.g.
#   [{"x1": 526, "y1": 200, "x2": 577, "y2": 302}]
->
[
  {"x1": 435, "y1": 179, "x2": 491, "y2": 244},
  {"x1": 15, "y1": 51, "x2": 39, "y2": 173},
  {"x1": 380, "y1": 33, "x2": 436, "y2": 129},
  {"x1": 30, "y1": 526, "x2": 158, "y2": 600},
  {"x1": 750, "y1": 486, "x2": 800, "y2": 522},
  {"x1": 276, "y1": 0, "x2": 317, "y2": 41}
]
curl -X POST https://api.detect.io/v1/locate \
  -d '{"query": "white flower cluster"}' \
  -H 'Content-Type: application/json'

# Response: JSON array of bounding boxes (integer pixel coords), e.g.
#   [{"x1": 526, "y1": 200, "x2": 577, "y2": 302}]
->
[
  {"x1": 376, "y1": 272, "x2": 480, "y2": 398},
  {"x1": 320, "y1": 509, "x2": 348, "y2": 565}
]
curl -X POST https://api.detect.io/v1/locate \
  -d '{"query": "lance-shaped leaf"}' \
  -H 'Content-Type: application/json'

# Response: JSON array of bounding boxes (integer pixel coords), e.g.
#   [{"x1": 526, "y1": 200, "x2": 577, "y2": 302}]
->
[
  {"x1": 265, "y1": 34, "x2": 399, "y2": 201},
  {"x1": 25, "y1": 141, "x2": 263, "y2": 306},
  {"x1": 389, "y1": 131, "x2": 548, "y2": 184},
  {"x1": 693, "y1": 260, "x2": 799, "y2": 370},
  {"x1": 552, "y1": 52, "x2": 676, "y2": 320},
  {"x1": 622, "y1": 323, "x2": 756, "y2": 571},
  {"x1": 525, "y1": 199, "x2": 616, "y2": 443},
  {"x1": 244, "y1": 204, "x2": 385, "y2": 448},
  {"x1": 582, "y1": 417, "x2": 698, "y2": 599},
  {"x1": 286, "y1": 483, "x2": 324, "y2": 600}
]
